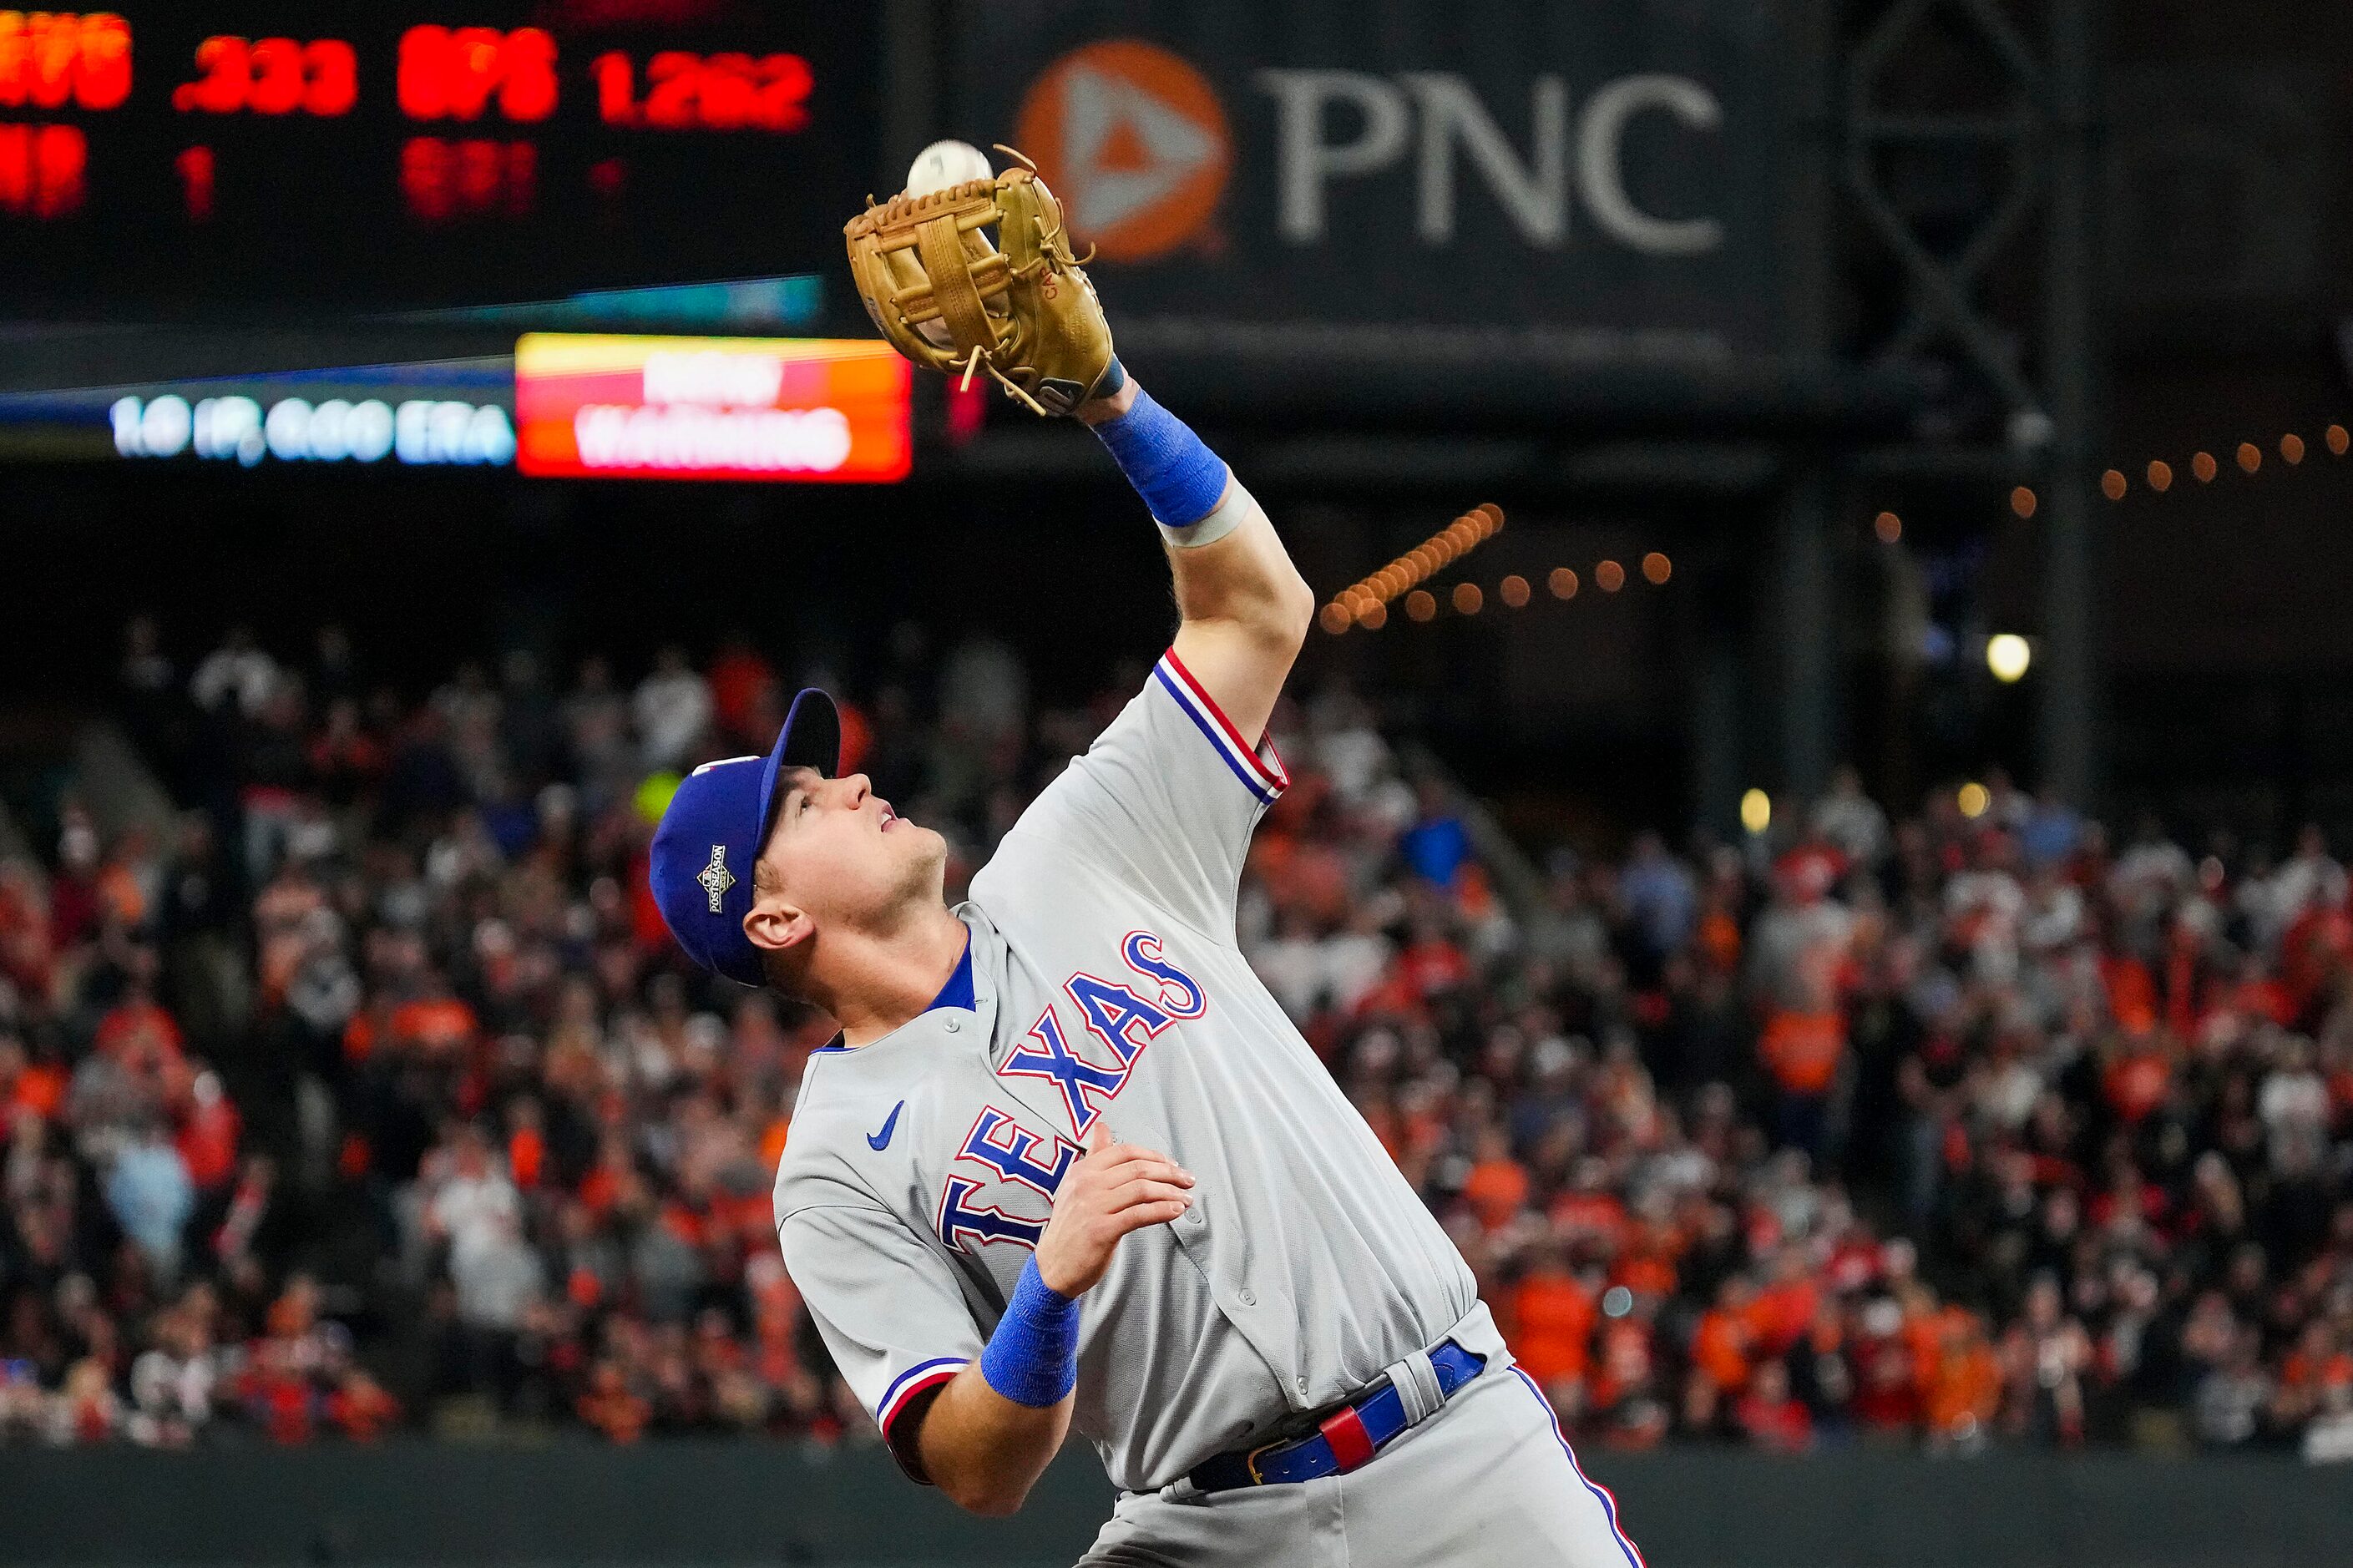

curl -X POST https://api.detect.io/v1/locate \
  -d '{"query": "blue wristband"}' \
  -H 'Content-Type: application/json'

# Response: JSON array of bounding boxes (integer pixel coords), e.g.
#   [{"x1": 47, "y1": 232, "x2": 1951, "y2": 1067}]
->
[
  {"x1": 1089, "y1": 386, "x2": 1230, "y2": 528},
  {"x1": 979, "y1": 1256, "x2": 1080, "y2": 1407}
]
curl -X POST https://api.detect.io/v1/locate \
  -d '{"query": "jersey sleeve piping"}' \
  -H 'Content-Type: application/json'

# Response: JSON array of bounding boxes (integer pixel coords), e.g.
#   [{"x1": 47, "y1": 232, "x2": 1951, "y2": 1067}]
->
[
  {"x1": 1153, "y1": 650, "x2": 1290, "y2": 804},
  {"x1": 876, "y1": 1356, "x2": 970, "y2": 1436}
]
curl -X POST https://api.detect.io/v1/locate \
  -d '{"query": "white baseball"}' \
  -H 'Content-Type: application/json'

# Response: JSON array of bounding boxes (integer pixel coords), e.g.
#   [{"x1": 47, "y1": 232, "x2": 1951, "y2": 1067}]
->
[
  {"x1": 904, "y1": 141, "x2": 997, "y2": 350},
  {"x1": 906, "y1": 139, "x2": 993, "y2": 198}
]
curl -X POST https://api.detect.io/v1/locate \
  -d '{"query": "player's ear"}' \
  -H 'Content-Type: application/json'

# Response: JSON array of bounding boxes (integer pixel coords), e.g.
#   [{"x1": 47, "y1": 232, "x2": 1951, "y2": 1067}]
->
[{"x1": 743, "y1": 892, "x2": 815, "y2": 957}]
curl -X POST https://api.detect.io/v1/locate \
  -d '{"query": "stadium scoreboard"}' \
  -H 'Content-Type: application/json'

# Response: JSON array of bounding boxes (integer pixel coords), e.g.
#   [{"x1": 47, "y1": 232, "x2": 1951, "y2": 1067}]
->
[{"x1": 0, "y1": 3, "x2": 877, "y2": 316}]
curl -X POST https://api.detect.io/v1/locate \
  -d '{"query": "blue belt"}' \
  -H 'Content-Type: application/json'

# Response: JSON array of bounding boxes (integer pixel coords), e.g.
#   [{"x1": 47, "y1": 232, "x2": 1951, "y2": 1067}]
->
[{"x1": 1187, "y1": 1340, "x2": 1486, "y2": 1494}]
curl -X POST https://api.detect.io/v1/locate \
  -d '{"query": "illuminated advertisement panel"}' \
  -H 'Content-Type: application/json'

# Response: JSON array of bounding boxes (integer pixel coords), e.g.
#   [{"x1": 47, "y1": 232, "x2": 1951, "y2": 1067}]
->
[
  {"x1": 514, "y1": 334, "x2": 909, "y2": 482},
  {"x1": 0, "y1": 357, "x2": 516, "y2": 465}
]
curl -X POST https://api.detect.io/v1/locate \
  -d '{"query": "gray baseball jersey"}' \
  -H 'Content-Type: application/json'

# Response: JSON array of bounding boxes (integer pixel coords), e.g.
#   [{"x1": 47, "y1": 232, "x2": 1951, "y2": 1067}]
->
[{"x1": 772, "y1": 648, "x2": 1479, "y2": 1495}]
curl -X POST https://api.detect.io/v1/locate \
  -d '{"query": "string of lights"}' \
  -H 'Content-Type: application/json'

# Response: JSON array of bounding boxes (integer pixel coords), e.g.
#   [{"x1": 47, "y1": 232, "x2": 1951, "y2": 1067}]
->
[
  {"x1": 1868, "y1": 421, "x2": 2353, "y2": 545},
  {"x1": 2102, "y1": 422, "x2": 2350, "y2": 502},
  {"x1": 1322, "y1": 527, "x2": 1674, "y2": 636},
  {"x1": 1326, "y1": 416, "x2": 2350, "y2": 638},
  {"x1": 1859, "y1": 422, "x2": 2353, "y2": 689},
  {"x1": 1319, "y1": 504, "x2": 1505, "y2": 633}
]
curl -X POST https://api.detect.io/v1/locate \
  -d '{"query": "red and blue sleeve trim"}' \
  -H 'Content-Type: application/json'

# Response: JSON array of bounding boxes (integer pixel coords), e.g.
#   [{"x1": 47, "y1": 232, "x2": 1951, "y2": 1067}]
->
[
  {"x1": 876, "y1": 1356, "x2": 967, "y2": 1439},
  {"x1": 1151, "y1": 650, "x2": 1290, "y2": 807}
]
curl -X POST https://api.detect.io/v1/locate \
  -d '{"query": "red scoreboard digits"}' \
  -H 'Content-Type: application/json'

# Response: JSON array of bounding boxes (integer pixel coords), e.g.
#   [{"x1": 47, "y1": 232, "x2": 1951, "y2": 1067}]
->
[
  {"x1": 591, "y1": 50, "x2": 811, "y2": 131},
  {"x1": 174, "y1": 38, "x2": 357, "y2": 116},
  {"x1": 1, "y1": 8, "x2": 868, "y2": 314},
  {"x1": 0, "y1": 120, "x2": 84, "y2": 215},
  {"x1": 397, "y1": 25, "x2": 554, "y2": 123},
  {"x1": 0, "y1": 11, "x2": 132, "y2": 110},
  {"x1": 0, "y1": 18, "x2": 825, "y2": 132}
]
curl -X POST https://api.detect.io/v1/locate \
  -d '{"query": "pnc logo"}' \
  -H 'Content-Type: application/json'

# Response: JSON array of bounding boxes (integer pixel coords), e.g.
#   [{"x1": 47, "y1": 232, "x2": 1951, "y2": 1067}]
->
[{"x1": 1014, "y1": 40, "x2": 1231, "y2": 263}]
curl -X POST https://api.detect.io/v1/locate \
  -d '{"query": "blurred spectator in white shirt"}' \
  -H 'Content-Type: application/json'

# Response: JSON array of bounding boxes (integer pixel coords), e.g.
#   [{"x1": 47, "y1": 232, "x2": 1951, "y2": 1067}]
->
[
  {"x1": 1812, "y1": 765, "x2": 1891, "y2": 868},
  {"x1": 634, "y1": 645, "x2": 713, "y2": 772},
  {"x1": 423, "y1": 1125, "x2": 521, "y2": 1261},
  {"x1": 2270, "y1": 824, "x2": 2346, "y2": 929}
]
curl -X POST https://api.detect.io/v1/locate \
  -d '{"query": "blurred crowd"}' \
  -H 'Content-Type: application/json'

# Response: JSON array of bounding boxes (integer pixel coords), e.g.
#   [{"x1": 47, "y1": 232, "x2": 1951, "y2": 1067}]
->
[{"x1": 0, "y1": 618, "x2": 2348, "y2": 1461}]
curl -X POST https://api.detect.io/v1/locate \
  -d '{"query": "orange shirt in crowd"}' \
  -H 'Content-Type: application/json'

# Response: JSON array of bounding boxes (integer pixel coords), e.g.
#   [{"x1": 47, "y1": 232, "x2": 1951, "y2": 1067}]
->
[
  {"x1": 577, "y1": 1161, "x2": 623, "y2": 1218},
  {"x1": 2103, "y1": 1042, "x2": 2171, "y2": 1124},
  {"x1": 1609, "y1": 1249, "x2": 1678, "y2": 1302},
  {"x1": 1463, "y1": 1154, "x2": 1531, "y2": 1232},
  {"x1": 1923, "y1": 1306, "x2": 2001, "y2": 1435},
  {"x1": 94, "y1": 861, "x2": 148, "y2": 928},
  {"x1": 390, "y1": 995, "x2": 478, "y2": 1055},
  {"x1": 508, "y1": 1125, "x2": 545, "y2": 1189},
  {"x1": 1550, "y1": 1190, "x2": 1631, "y2": 1254},
  {"x1": 342, "y1": 1006, "x2": 385, "y2": 1065},
  {"x1": 2281, "y1": 1347, "x2": 2353, "y2": 1396},
  {"x1": 1696, "y1": 907, "x2": 1743, "y2": 974},
  {"x1": 6, "y1": 1060, "x2": 65, "y2": 1120},
  {"x1": 1759, "y1": 1009, "x2": 1844, "y2": 1095},
  {"x1": 1747, "y1": 1277, "x2": 1823, "y2": 1357},
  {"x1": 1692, "y1": 1305, "x2": 1754, "y2": 1393},
  {"x1": 2101, "y1": 956, "x2": 2158, "y2": 1035},
  {"x1": 759, "y1": 1115, "x2": 792, "y2": 1173},
  {"x1": 176, "y1": 1095, "x2": 240, "y2": 1190},
  {"x1": 1511, "y1": 1271, "x2": 1597, "y2": 1389}
]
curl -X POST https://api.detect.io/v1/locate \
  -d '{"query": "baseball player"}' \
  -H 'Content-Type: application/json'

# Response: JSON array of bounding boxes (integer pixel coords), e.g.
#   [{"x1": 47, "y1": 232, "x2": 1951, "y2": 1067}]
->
[{"x1": 645, "y1": 154, "x2": 1644, "y2": 1566}]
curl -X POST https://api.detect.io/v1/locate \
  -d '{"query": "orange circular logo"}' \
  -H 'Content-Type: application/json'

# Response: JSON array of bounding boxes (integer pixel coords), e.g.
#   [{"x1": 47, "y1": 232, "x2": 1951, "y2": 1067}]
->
[{"x1": 1014, "y1": 40, "x2": 1230, "y2": 263}]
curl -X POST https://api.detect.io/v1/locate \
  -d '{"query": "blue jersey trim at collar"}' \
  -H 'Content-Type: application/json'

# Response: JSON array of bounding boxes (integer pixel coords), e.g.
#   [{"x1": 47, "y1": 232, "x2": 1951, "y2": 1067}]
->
[
  {"x1": 926, "y1": 929, "x2": 976, "y2": 1013},
  {"x1": 807, "y1": 927, "x2": 974, "y2": 1053}
]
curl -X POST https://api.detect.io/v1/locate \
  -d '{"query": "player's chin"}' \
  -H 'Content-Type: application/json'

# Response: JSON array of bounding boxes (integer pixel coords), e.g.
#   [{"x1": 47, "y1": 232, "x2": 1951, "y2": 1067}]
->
[{"x1": 894, "y1": 821, "x2": 950, "y2": 875}]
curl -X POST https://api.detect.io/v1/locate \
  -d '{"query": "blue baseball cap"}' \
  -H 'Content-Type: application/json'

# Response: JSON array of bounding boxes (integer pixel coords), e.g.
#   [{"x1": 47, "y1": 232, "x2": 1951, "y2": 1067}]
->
[{"x1": 649, "y1": 688, "x2": 841, "y2": 986}]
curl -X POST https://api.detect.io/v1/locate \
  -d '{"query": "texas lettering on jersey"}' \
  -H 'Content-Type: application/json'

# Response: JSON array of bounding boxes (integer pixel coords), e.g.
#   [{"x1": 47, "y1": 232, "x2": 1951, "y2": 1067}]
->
[{"x1": 934, "y1": 930, "x2": 1203, "y2": 1257}]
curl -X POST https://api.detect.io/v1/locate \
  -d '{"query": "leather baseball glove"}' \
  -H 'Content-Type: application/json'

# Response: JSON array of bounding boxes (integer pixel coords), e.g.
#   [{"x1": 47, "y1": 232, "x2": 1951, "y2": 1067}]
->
[{"x1": 844, "y1": 147, "x2": 1123, "y2": 417}]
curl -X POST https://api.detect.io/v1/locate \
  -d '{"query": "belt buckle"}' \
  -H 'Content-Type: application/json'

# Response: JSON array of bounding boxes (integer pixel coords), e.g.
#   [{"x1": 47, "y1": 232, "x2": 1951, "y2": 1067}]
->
[{"x1": 1243, "y1": 1437, "x2": 1282, "y2": 1485}]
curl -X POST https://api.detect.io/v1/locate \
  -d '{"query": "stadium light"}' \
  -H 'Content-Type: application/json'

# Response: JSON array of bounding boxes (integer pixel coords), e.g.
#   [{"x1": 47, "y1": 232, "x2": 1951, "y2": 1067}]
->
[{"x1": 1986, "y1": 633, "x2": 2032, "y2": 683}]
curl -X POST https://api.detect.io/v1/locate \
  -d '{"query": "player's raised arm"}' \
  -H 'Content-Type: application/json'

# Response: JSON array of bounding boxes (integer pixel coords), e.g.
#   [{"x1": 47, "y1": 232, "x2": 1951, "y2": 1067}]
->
[
  {"x1": 843, "y1": 148, "x2": 1313, "y2": 745},
  {"x1": 1078, "y1": 379, "x2": 1318, "y2": 746}
]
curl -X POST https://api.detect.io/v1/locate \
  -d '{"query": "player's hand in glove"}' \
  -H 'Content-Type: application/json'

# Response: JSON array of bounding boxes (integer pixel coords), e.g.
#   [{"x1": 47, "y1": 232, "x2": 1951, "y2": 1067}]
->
[
  {"x1": 1033, "y1": 1124, "x2": 1193, "y2": 1296},
  {"x1": 844, "y1": 145, "x2": 1124, "y2": 417}
]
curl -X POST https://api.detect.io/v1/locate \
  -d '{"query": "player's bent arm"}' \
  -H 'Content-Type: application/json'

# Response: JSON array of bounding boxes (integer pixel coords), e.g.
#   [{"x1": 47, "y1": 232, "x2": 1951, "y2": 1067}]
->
[
  {"x1": 906, "y1": 1365, "x2": 1069, "y2": 1517},
  {"x1": 1080, "y1": 379, "x2": 1317, "y2": 746},
  {"x1": 908, "y1": 1126, "x2": 1194, "y2": 1515}
]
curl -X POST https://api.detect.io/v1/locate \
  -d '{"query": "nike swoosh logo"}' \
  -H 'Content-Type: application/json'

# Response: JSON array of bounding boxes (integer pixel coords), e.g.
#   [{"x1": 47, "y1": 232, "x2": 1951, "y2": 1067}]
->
[{"x1": 867, "y1": 1100, "x2": 906, "y2": 1151}]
